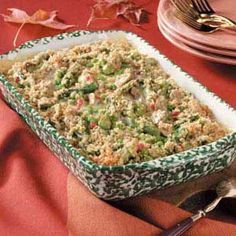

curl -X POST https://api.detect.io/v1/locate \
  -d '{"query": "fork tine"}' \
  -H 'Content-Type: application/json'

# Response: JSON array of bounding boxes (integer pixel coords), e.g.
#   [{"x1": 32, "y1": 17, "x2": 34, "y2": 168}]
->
[
  {"x1": 182, "y1": 14, "x2": 201, "y2": 28},
  {"x1": 192, "y1": 0, "x2": 214, "y2": 13},
  {"x1": 180, "y1": 0, "x2": 200, "y2": 17},
  {"x1": 172, "y1": 0, "x2": 198, "y2": 20},
  {"x1": 192, "y1": 0, "x2": 204, "y2": 13},
  {"x1": 172, "y1": 0, "x2": 198, "y2": 17},
  {"x1": 172, "y1": 0, "x2": 188, "y2": 13},
  {"x1": 198, "y1": 0, "x2": 211, "y2": 12},
  {"x1": 200, "y1": 0, "x2": 214, "y2": 13},
  {"x1": 174, "y1": 4, "x2": 192, "y2": 20},
  {"x1": 176, "y1": 0, "x2": 191, "y2": 11},
  {"x1": 178, "y1": 0, "x2": 195, "y2": 13},
  {"x1": 174, "y1": 8, "x2": 201, "y2": 29},
  {"x1": 175, "y1": 13, "x2": 200, "y2": 29}
]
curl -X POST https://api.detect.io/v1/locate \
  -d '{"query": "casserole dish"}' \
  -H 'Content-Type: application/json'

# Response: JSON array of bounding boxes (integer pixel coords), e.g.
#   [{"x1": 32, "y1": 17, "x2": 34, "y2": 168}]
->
[{"x1": 0, "y1": 30, "x2": 235, "y2": 200}]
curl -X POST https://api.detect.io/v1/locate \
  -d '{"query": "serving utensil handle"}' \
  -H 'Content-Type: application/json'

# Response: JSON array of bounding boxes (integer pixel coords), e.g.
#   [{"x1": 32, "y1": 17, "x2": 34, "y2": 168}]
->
[
  {"x1": 159, "y1": 210, "x2": 206, "y2": 236},
  {"x1": 159, "y1": 217, "x2": 193, "y2": 236}
]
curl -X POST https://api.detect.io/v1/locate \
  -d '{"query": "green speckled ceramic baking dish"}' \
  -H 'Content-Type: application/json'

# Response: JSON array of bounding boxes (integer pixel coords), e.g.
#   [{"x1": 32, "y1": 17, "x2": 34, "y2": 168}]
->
[{"x1": 0, "y1": 30, "x2": 235, "y2": 200}]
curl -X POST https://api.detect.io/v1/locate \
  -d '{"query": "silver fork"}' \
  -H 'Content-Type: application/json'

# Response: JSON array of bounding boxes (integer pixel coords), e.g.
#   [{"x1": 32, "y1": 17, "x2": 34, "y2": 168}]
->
[
  {"x1": 159, "y1": 178, "x2": 236, "y2": 236},
  {"x1": 191, "y1": 0, "x2": 236, "y2": 26}
]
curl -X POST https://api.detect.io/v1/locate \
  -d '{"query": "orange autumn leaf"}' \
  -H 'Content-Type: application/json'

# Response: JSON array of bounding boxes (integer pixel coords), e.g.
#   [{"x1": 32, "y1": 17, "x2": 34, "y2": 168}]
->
[
  {"x1": 1, "y1": 8, "x2": 75, "y2": 46},
  {"x1": 87, "y1": 0, "x2": 148, "y2": 26},
  {"x1": 1, "y1": 8, "x2": 75, "y2": 29}
]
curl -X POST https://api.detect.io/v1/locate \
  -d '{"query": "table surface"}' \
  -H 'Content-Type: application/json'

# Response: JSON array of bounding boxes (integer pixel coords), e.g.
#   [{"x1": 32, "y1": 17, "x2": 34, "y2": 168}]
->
[{"x1": 0, "y1": 0, "x2": 236, "y2": 235}]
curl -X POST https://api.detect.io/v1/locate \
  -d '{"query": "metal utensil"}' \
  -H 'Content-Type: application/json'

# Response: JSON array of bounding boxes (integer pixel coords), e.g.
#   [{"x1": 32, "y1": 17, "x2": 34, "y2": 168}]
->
[
  {"x1": 173, "y1": 6, "x2": 221, "y2": 33},
  {"x1": 172, "y1": 0, "x2": 236, "y2": 31},
  {"x1": 159, "y1": 178, "x2": 236, "y2": 236},
  {"x1": 172, "y1": 0, "x2": 199, "y2": 18},
  {"x1": 191, "y1": 0, "x2": 236, "y2": 27}
]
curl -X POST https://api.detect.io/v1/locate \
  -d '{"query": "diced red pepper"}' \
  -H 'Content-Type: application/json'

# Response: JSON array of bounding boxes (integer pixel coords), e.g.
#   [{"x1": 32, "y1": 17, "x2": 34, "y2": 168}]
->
[
  {"x1": 172, "y1": 111, "x2": 180, "y2": 119},
  {"x1": 137, "y1": 143, "x2": 145, "y2": 152},
  {"x1": 178, "y1": 143, "x2": 184, "y2": 150},
  {"x1": 95, "y1": 93, "x2": 101, "y2": 100},
  {"x1": 86, "y1": 75, "x2": 93, "y2": 82},
  {"x1": 15, "y1": 77, "x2": 20, "y2": 84},
  {"x1": 149, "y1": 103, "x2": 156, "y2": 111},
  {"x1": 90, "y1": 122, "x2": 97, "y2": 129},
  {"x1": 77, "y1": 98, "x2": 84, "y2": 109}
]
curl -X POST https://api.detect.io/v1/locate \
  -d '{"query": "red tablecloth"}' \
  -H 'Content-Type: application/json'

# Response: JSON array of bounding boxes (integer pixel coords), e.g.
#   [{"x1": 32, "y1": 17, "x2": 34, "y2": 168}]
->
[{"x1": 0, "y1": 0, "x2": 235, "y2": 235}]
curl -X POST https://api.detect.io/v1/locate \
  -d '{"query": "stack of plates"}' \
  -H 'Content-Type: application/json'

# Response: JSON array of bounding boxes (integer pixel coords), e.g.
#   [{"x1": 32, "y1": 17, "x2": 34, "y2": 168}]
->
[{"x1": 158, "y1": 0, "x2": 236, "y2": 65}]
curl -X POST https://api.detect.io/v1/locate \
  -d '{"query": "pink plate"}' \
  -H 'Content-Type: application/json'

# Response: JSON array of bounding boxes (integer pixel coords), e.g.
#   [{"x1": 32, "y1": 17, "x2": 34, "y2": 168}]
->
[
  {"x1": 158, "y1": 19, "x2": 236, "y2": 65},
  {"x1": 158, "y1": 0, "x2": 236, "y2": 50},
  {"x1": 159, "y1": 14, "x2": 236, "y2": 57}
]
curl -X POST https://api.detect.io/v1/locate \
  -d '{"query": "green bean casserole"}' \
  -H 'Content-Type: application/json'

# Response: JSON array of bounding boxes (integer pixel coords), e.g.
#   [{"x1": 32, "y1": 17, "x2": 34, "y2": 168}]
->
[{"x1": 6, "y1": 38, "x2": 228, "y2": 165}]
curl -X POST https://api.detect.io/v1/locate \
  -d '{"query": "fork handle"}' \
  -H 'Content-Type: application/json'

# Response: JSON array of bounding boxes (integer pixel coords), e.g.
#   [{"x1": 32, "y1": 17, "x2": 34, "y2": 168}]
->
[
  {"x1": 207, "y1": 14, "x2": 236, "y2": 27},
  {"x1": 159, "y1": 210, "x2": 206, "y2": 236}
]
